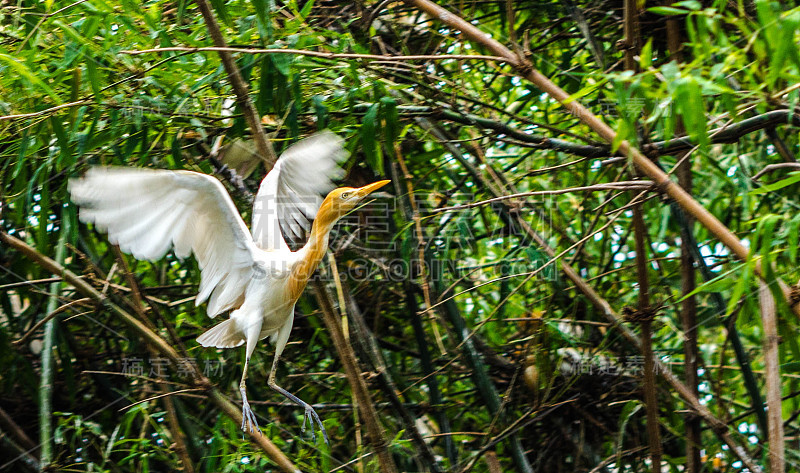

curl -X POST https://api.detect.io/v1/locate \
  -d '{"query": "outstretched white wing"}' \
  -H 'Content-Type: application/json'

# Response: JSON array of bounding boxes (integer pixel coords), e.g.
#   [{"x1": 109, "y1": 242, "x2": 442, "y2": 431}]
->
[
  {"x1": 69, "y1": 167, "x2": 258, "y2": 318},
  {"x1": 251, "y1": 131, "x2": 347, "y2": 251}
]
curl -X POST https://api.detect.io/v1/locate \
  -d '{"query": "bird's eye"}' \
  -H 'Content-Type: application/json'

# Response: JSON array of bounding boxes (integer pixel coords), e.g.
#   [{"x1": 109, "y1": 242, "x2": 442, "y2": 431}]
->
[{"x1": 341, "y1": 192, "x2": 351, "y2": 199}]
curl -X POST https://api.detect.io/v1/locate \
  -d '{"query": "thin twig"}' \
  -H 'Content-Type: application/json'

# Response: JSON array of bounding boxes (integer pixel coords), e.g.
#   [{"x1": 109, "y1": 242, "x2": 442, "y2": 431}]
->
[
  {"x1": 120, "y1": 388, "x2": 204, "y2": 411},
  {"x1": 13, "y1": 297, "x2": 93, "y2": 346},
  {"x1": 120, "y1": 46, "x2": 507, "y2": 63},
  {"x1": 752, "y1": 162, "x2": 800, "y2": 181},
  {"x1": 0, "y1": 100, "x2": 90, "y2": 122},
  {"x1": 434, "y1": 181, "x2": 654, "y2": 213}
]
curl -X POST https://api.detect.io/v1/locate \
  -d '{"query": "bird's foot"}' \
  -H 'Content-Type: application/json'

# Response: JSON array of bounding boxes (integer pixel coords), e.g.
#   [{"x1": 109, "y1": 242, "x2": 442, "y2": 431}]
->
[
  {"x1": 269, "y1": 381, "x2": 330, "y2": 444},
  {"x1": 300, "y1": 403, "x2": 329, "y2": 445},
  {"x1": 240, "y1": 389, "x2": 262, "y2": 435}
]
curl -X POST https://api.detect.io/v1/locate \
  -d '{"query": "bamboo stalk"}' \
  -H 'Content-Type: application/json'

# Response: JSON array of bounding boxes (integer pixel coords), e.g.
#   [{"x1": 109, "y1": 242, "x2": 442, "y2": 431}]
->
[
  {"x1": 193, "y1": 0, "x2": 276, "y2": 167},
  {"x1": 39, "y1": 222, "x2": 68, "y2": 470},
  {"x1": 162, "y1": 389, "x2": 195, "y2": 473},
  {"x1": 759, "y1": 281, "x2": 785, "y2": 473},
  {"x1": 339, "y1": 280, "x2": 444, "y2": 473},
  {"x1": 676, "y1": 154, "x2": 702, "y2": 472},
  {"x1": 395, "y1": 148, "x2": 447, "y2": 355},
  {"x1": 388, "y1": 156, "x2": 458, "y2": 464},
  {"x1": 631, "y1": 204, "x2": 663, "y2": 470},
  {"x1": 622, "y1": 1, "x2": 662, "y2": 467},
  {"x1": 312, "y1": 280, "x2": 399, "y2": 473},
  {"x1": 408, "y1": 120, "x2": 533, "y2": 472},
  {"x1": 667, "y1": 16, "x2": 703, "y2": 467},
  {"x1": 424, "y1": 250, "x2": 534, "y2": 473}
]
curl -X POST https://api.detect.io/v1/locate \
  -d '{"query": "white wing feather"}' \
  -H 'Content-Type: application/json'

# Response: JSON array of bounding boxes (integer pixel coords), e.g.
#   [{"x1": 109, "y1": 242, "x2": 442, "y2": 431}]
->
[
  {"x1": 251, "y1": 131, "x2": 347, "y2": 251},
  {"x1": 68, "y1": 167, "x2": 258, "y2": 318}
]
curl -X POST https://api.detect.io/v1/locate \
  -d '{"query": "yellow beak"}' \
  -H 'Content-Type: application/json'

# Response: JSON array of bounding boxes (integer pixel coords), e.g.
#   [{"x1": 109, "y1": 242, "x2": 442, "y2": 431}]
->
[{"x1": 355, "y1": 180, "x2": 391, "y2": 198}]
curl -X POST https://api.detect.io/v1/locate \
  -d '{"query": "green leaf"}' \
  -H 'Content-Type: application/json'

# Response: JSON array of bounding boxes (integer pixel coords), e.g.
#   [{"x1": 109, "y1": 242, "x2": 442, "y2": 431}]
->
[
  {"x1": 611, "y1": 118, "x2": 628, "y2": 153},
  {"x1": 647, "y1": 6, "x2": 687, "y2": 15},
  {"x1": 270, "y1": 48, "x2": 292, "y2": 76},
  {"x1": 251, "y1": 0, "x2": 272, "y2": 40},
  {"x1": 786, "y1": 214, "x2": 800, "y2": 261},
  {"x1": 616, "y1": 401, "x2": 642, "y2": 468},
  {"x1": 639, "y1": 38, "x2": 653, "y2": 69},
  {"x1": 85, "y1": 59, "x2": 102, "y2": 99},
  {"x1": 380, "y1": 97, "x2": 399, "y2": 149},
  {"x1": 50, "y1": 117, "x2": 72, "y2": 167},
  {"x1": 781, "y1": 361, "x2": 800, "y2": 372},
  {"x1": 361, "y1": 103, "x2": 383, "y2": 174},
  {"x1": 313, "y1": 95, "x2": 328, "y2": 130},
  {"x1": 300, "y1": 0, "x2": 315, "y2": 18},
  {"x1": 725, "y1": 257, "x2": 754, "y2": 316},
  {"x1": 679, "y1": 265, "x2": 741, "y2": 301},
  {"x1": 674, "y1": 77, "x2": 708, "y2": 149},
  {"x1": 209, "y1": 0, "x2": 231, "y2": 25},
  {"x1": 0, "y1": 53, "x2": 60, "y2": 102},
  {"x1": 674, "y1": 0, "x2": 701, "y2": 9},
  {"x1": 749, "y1": 172, "x2": 800, "y2": 195}
]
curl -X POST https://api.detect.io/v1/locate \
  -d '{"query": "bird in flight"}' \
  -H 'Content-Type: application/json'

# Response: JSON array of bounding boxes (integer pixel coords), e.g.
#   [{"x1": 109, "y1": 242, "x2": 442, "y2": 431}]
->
[{"x1": 68, "y1": 131, "x2": 390, "y2": 443}]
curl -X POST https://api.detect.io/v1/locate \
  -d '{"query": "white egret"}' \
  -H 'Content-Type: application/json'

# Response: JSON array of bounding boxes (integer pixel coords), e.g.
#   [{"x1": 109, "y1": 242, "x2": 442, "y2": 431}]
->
[{"x1": 68, "y1": 131, "x2": 390, "y2": 442}]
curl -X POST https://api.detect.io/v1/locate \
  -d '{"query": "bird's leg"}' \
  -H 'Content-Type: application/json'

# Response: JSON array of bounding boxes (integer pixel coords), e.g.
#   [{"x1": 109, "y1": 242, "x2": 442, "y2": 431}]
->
[
  {"x1": 268, "y1": 353, "x2": 329, "y2": 444},
  {"x1": 239, "y1": 357, "x2": 261, "y2": 434}
]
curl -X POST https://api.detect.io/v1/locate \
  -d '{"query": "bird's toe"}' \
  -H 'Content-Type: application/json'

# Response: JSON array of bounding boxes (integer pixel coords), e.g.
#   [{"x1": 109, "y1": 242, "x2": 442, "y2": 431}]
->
[
  {"x1": 304, "y1": 405, "x2": 329, "y2": 445},
  {"x1": 241, "y1": 400, "x2": 262, "y2": 435}
]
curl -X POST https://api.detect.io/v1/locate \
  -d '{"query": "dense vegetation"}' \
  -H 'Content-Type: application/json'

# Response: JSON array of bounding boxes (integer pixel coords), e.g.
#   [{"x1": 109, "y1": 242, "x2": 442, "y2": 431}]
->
[{"x1": 3, "y1": 0, "x2": 800, "y2": 471}]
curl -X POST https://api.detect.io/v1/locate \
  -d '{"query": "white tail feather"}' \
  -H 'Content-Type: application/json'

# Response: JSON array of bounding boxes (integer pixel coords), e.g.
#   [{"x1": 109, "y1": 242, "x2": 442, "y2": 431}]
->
[{"x1": 196, "y1": 319, "x2": 245, "y2": 348}]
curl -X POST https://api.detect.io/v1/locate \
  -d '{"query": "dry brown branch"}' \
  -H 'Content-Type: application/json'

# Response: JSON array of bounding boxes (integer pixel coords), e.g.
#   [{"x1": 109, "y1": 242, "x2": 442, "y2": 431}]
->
[
  {"x1": 760, "y1": 281, "x2": 785, "y2": 473},
  {"x1": 312, "y1": 280, "x2": 399, "y2": 473},
  {"x1": 0, "y1": 405, "x2": 37, "y2": 453},
  {"x1": 752, "y1": 162, "x2": 800, "y2": 181},
  {"x1": 632, "y1": 204, "x2": 662, "y2": 469},
  {"x1": 193, "y1": 0, "x2": 276, "y2": 167},
  {"x1": 162, "y1": 391, "x2": 195, "y2": 473}
]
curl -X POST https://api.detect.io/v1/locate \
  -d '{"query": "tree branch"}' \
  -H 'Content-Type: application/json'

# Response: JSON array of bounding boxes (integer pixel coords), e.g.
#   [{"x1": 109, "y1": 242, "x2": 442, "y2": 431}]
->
[
  {"x1": 193, "y1": 0, "x2": 276, "y2": 167},
  {"x1": 312, "y1": 280, "x2": 399, "y2": 473},
  {"x1": 760, "y1": 280, "x2": 785, "y2": 473},
  {"x1": 119, "y1": 46, "x2": 507, "y2": 64}
]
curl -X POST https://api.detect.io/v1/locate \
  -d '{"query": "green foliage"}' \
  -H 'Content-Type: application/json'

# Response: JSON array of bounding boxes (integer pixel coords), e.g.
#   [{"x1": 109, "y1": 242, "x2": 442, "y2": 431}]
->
[{"x1": 3, "y1": 0, "x2": 800, "y2": 471}]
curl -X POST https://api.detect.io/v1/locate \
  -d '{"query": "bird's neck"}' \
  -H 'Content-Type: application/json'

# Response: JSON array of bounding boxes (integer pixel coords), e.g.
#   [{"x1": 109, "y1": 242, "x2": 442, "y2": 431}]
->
[{"x1": 288, "y1": 210, "x2": 337, "y2": 296}]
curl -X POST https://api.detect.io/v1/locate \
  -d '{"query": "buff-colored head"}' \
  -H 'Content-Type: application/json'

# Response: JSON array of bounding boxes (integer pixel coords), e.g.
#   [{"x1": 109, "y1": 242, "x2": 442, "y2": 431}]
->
[{"x1": 317, "y1": 180, "x2": 391, "y2": 224}]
